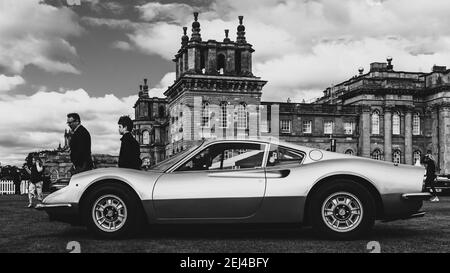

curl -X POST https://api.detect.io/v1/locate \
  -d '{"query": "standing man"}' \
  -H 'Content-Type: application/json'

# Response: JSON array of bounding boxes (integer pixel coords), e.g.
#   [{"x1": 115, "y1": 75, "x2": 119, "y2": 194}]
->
[
  {"x1": 67, "y1": 113, "x2": 93, "y2": 174},
  {"x1": 118, "y1": 116, "x2": 141, "y2": 170},
  {"x1": 423, "y1": 153, "x2": 439, "y2": 202}
]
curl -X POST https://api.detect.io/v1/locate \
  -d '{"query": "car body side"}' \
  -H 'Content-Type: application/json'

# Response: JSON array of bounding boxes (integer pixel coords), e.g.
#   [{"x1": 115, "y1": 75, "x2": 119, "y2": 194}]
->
[{"x1": 41, "y1": 139, "x2": 426, "y2": 226}]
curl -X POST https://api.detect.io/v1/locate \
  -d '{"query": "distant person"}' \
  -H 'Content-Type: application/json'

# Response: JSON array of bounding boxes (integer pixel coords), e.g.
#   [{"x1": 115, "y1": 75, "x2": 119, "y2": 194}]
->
[
  {"x1": 118, "y1": 116, "x2": 141, "y2": 170},
  {"x1": 423, "y1": 154, "x2": 439, "y2": 202},
  {"x1": 24, "y1": 157, "x2": 43, "y2": 208},
  {"x1": 13, "y1": 168, "x2": 21, "y2": 195},
  {"x1": 67, "y1": 113, "x2": 93, "y2": 174}
]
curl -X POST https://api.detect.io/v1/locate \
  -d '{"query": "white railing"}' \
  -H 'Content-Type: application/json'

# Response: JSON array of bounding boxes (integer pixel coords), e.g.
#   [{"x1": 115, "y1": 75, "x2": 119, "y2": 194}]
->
[{"x1": 0, "y1": 180, "x2": 30, "y2": 195}]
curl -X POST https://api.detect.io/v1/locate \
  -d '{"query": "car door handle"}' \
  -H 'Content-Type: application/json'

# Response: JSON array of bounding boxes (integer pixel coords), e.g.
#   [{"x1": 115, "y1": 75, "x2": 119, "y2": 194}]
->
[{"x1": 265, "y1": 169, "x2": 290, "y2": 179}]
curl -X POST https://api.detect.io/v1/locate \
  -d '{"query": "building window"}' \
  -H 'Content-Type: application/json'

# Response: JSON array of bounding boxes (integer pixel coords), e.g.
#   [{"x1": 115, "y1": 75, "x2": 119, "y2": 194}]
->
[
  {"x1": 143, "y1": 130, "x2": 150, "y2": 145},
  {"x1": 324, "y1": 121, "x2": 333, "y2": 135},
  {"x1": 219, "y1": 102, "x2": 228, "y2": 128},
  {"x1": 413, "y1": 113, "x2": 420, "y2": 135},
  {"x1": 344, "y1": 122, "x2": 353, "y2": 135},
  {"x1": 217, "y1": 54, "x2": 225, "y2": 75},
  {"x1": 371, "y1": 149, "x2": 383, "y2": 160},
  {"x1": 302, "y1": 120, "x2": 312, "y2": 134},
  {"x1": 237, "y1": 104, "x2": 247, "y2": 129},
  {"x1": 413, "y1": 150, "x2": 421, "y2": 165},
  {"x1": 392, "y1": 112, "x2": 400, "y2": 135},
  {"x1": 159, "y1": 105, "x2": 165, "y2": 118},
  {"x1": 201, "y1": 102, "x2": 210, "y2": 128},
  {"x1": 280, "y1": 120, "x2": 291, "y2": 133},
  {"x1": 345, "y1": 149, "x2": 354, "y2": 156},
  {"x1": 393, "y1": 150, "x2": 401, "y2": 164},
  {"x1": 372, "y1": 110, "x2": 380, "y2": 135}
]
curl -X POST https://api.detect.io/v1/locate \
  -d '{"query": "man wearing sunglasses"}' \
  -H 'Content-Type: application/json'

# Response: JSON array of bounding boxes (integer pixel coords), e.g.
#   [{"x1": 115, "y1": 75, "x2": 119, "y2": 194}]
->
[{"x1": 67, "y1": 113, "x2": 93, "y2": 175}]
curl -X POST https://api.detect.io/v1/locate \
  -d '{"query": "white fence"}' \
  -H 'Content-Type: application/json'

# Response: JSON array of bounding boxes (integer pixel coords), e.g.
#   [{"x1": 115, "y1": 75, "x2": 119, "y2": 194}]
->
[{"x1": 0, "y1": 180, "x2": 30, "y2": 195}]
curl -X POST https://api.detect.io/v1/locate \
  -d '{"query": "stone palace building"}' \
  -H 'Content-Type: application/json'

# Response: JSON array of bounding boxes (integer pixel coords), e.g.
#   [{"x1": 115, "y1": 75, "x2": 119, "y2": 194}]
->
[{"x1": 133, "y1": 13, "x2": 450, "y2": 174}]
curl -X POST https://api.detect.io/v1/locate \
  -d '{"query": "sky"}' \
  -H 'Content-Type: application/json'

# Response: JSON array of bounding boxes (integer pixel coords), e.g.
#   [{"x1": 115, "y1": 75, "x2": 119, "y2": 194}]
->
[{"x1": 1, "y1": 0, "x2": 450, "y2": 165}]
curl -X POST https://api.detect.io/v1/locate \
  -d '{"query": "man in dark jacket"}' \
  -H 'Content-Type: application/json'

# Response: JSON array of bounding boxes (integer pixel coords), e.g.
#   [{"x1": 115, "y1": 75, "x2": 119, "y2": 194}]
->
[
  {"x1": 118, "y1": 115, "x2": 141, "y2": 170},
  {"x1": 67, "y1": 113, "x2": 93, "y2": 174},
  {"x1": 424, "y1": 154, "x2": 439, "y2": 202}
]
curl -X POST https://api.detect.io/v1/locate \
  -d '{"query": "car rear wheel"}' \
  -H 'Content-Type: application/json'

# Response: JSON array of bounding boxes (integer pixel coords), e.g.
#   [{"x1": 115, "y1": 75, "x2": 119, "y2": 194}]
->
[
  {"x1": 83, "y1": 183, "x2": 141, "y2": 239},
  {"x1": 310, "y1": 180, "x2": 376, "y2": 240}
]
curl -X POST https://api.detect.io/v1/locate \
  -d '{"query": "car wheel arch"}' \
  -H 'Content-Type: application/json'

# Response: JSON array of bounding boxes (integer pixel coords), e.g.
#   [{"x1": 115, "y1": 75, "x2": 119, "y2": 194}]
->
[
  {"x1": 78, "y1": 179, "x2": 147, "y2": 225},
  {"x1": 303, "y1": 174, "x2": 384, "y2": 225}
]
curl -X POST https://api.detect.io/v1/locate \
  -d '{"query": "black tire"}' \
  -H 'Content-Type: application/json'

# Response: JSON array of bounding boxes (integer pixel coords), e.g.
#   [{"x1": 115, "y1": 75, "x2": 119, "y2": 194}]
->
[
  {"x1": 310, "y1": 179, "x2": 376, "y2": 240},
  {"x1": 82, "y1": 183, "x2": 142, "y2": 239}
]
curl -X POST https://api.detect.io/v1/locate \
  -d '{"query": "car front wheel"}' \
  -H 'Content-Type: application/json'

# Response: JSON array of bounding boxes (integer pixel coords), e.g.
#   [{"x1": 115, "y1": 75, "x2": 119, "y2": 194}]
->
[
  {"x1": 83, "y1": 184, "x2": 141, "y2": 239},
  {"x1": 310, "y1": 180, "x2": 376, "y2": 240}
]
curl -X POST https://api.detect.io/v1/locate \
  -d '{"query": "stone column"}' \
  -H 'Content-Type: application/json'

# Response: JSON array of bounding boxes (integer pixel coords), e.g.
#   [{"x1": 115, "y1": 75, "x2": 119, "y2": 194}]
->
[
  {"x1": 360, "y1": 106, "x2": 371, "y2": 158},
  {"x1": 404, "y1": 108, "x2": 413, "y2": 165},
  {"x1": 438, "y1": 104, "x2": 450, "y2": 174},
  {"x1": 206, "y1": 47, "x2": 217, "y2": 74},
  {"x1": 187, "y1": 47, "x2": 196, "y2": 72},
  {"x1": 384, "y1": 107, "x2": 392, "y2": 162},
  {"x1": 431, "y1": 106, "x2": 439, "y2": 169}
]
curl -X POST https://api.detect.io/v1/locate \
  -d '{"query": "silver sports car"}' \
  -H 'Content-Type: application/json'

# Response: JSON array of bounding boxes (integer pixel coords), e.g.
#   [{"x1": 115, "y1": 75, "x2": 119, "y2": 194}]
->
[{"x1": 37, "y1": 138, "x2": 432, "y2": 240}]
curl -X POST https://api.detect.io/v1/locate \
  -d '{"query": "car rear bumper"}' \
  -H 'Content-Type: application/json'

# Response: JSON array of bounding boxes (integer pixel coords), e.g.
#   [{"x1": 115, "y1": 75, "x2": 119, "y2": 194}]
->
[{"x1": 35, "y1": 203, "x2": 81, "y2": 225}]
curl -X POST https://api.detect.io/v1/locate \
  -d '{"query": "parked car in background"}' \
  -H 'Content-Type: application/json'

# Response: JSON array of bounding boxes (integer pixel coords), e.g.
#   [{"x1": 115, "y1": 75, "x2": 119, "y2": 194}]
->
[
  {"x1": 425, "y1": 175, "x2": 450, "y2": 195},
  {"x1": 37, "y1": 138, "x2": 431, "y2": 240}
]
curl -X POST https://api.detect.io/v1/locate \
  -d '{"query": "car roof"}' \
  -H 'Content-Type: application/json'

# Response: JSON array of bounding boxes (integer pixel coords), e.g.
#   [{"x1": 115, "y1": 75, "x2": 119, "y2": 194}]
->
[{"x1": 200, "y1": 137, "x2": 317, "y2": 153}]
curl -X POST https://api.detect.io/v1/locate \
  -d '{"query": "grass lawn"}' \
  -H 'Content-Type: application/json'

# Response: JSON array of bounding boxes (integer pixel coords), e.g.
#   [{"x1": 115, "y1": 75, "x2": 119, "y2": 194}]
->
[{"x1": 0, "y1": 194, "x2": 449, "y2": 253}]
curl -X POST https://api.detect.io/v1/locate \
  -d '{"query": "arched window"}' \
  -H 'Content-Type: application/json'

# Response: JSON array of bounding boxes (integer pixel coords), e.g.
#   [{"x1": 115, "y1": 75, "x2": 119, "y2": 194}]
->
[
  {"x1": 392, "y1": 112, "x2": 400, "y2": 135},
  {"x1": 219, "y1": 102, "x2": 228, "y2": 128},
  {"x1": 201, "y1": 102, "x2": 210, "y2": 128},
  {"x1": 143, "y1": 130, "x2": 150, "y2": 145},
  {"x1": 237, "y1": 104, "x2": 247, "y2": 129},
  {"x1": 393, "y1": 150, "x2": 401, "y2": 164},
  {"x1": 413, "y1": 113, "x2": 420, "y2": 135},
  {"x1": 413, "y1": 150, "x2": 421, "y2": 165},
  {"x1": 345, "y1": 149, "x2": 354, "y2": 156},
  {"x1": 372, "y1": 110, "x2": 380, "y2": 135},
  {"x1": 200, "y1": 49, "x2": 206, "y2": 73},
  {"x1": 217, "y1": 54, "x2": 225, "y2": 75},
  {"x1": 371, "y1": 149, "x2": 382, "y2": 160}
]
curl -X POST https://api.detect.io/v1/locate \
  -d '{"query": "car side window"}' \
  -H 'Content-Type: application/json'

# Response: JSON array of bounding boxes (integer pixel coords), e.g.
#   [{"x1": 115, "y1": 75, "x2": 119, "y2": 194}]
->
[
  {"x1": 267, "y1": 145, "x2": 305, "y2": 167},
  {"x1": 176, "y1": 143, "x2": 266, "y2": 172}
]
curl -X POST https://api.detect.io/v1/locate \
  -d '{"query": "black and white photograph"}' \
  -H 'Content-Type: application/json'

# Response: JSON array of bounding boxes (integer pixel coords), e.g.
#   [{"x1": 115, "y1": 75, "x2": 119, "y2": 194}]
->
[{"x1": 0, "y1": 0, "x2": 449, "y2": 260}]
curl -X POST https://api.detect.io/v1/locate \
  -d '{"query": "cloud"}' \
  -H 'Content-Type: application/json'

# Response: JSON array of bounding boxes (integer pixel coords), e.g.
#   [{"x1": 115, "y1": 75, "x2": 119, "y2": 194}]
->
[
  {"x1": 0, "y1": 70, "x2": 175, "y2": 165},
  {"x1": 0, "y1": 0, "x2": 83, "y2": 75},
  {"x1": 0, "y1": 88, "x2": 136, "y2": 165},
  {"x1": 0, "y1": 75, "x2": 25, "y2": 92},
  {"x1": 138, "y1": 2, "x2": 194, "y2": 24},
  {"x1": 147, "y1": 72, "x2": 176, "y2": 98},
  {"x1": 111, "y1": 40, "x2": 132, "y2": 51}
]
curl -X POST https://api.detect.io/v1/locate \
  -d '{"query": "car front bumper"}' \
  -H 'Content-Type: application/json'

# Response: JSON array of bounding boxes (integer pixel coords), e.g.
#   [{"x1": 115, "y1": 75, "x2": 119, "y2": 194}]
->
[
  {"x1": 35, "y1": 203, "x2": 81, "y2": 225},
  {"x1": 401, "y1": 192, "x2": 432, "y2": 201}
]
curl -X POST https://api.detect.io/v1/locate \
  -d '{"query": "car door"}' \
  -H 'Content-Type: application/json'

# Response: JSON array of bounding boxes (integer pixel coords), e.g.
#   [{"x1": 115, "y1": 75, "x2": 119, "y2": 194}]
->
[{"x1": 153, "y1": 141, "x2": 268, "y2": 219}]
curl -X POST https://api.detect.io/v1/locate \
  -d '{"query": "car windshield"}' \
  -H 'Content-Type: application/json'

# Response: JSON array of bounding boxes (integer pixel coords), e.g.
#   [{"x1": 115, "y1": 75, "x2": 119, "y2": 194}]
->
[{"x1": 147, "y1": 142, "x2": 203, "y2": 172}]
